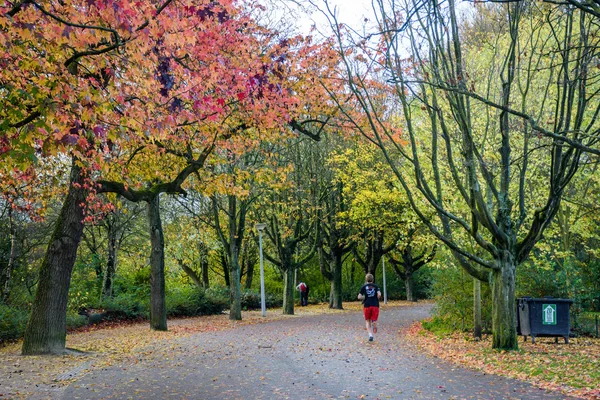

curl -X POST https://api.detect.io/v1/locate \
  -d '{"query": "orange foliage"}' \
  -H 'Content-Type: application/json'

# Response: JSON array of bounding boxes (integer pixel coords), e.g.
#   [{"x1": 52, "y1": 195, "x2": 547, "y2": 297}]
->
[{"x1": 1, "y1": 0, "x2": 338, "y2": 212}]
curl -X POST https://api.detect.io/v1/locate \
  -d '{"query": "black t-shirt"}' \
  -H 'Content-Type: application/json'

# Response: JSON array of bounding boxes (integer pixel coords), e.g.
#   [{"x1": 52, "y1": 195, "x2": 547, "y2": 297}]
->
[{"x1": 360, "y1": 283, "x2": 380, "y2": 308}]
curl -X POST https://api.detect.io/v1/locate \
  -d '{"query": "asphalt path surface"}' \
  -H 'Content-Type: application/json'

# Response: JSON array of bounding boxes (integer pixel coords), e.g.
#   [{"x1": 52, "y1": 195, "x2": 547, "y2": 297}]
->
[{"x1": 57, "y1": 303, "x2": 575, "y2": 400}]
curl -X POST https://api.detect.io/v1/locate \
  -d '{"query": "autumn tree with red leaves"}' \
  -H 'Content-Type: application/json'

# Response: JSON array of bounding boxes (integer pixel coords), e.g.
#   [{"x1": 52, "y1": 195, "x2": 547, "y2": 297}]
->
[{"x1": 1, "y1": 0, "x2": 333, "y2": 354}]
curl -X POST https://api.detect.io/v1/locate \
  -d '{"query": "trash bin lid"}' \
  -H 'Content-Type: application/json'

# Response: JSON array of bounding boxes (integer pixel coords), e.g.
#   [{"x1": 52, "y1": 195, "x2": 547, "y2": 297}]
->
[{"x1": 517, "y1": 297, "x2": 573, "y2": 304}]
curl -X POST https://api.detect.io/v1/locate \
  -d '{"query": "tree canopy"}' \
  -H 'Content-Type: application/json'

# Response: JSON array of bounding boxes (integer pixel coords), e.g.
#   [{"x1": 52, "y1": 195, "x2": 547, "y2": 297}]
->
[{"x1": 1, "y1": 0, "x2": 600, "y2": 356}]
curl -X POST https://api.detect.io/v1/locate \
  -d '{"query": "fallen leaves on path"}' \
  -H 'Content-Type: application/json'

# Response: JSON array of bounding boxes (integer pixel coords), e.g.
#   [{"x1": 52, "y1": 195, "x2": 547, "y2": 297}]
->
[
  {"x1": 405, "y1": 321, "x2": 600, "y2": 400},
  {"x1": 0, "y1": 310, "x2": 282, "y2": 398},
  {"x1": 0, "y1": 301, "x2": 410, "y2": 399}
]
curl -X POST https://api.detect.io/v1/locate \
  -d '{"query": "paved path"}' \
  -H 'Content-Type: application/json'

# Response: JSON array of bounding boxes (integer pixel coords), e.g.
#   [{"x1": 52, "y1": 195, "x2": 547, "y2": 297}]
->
[{"x1": 58, "y1": 303, "x2": 574, "y2": 400}]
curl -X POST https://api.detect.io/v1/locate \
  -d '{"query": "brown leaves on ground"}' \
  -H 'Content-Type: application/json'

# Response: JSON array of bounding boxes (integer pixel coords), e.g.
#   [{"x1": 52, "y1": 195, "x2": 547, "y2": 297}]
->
[
  {"x1": 0, "y1": 302, "x2": 407, "y2": 399},
  {"x1": 405, "y1": 321, "x2": 600, "y2": 400},
  {"x1": 0, "y1": 312, "x2": 277, "y2": 398}
]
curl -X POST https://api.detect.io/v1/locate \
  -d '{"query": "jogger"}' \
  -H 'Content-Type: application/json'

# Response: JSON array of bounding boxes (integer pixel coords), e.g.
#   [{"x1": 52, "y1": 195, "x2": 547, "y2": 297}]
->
[{"x1": 358, "y1": 273, "x2": 382, "y2": 342}]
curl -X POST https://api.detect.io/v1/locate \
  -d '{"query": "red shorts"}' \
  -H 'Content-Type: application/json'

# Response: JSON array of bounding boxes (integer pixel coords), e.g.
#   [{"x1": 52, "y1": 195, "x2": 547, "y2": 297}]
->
[{"x1": 363, "y1": 306, "x2": 379, "y2": 321}]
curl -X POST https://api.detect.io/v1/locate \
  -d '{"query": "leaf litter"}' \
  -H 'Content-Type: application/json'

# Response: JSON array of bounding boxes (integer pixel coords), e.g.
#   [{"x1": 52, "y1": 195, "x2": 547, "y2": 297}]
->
[
  {"x1": 0, "y1": 303, "x2": 372, "y2": 399},
  {"x1": 4, "y1": 301, "x2": 596, "y2": 399},
  {"x1": 405, "y1": 320, "x2": 600, "y2": 399}
]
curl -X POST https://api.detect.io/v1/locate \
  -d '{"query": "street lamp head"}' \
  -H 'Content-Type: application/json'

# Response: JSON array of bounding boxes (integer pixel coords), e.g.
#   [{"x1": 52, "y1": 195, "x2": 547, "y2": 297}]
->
[{"x1": 255, "y1": 223, "x2": 267, "y2": 232}]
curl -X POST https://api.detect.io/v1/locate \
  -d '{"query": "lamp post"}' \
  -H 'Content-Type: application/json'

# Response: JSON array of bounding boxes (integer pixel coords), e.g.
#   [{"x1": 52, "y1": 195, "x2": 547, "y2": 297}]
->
[
  {"x1": 255, "y1": 223, "x2": 267, "y2": 317},
  {"x1": 382, "y1": 256, "x2": 388, "y2": 304}
]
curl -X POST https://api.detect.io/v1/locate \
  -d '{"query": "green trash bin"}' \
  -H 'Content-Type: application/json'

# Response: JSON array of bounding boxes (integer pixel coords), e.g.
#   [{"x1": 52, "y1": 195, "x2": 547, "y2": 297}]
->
[{"x1": 517, "y1": 297, "x2": 573, "y2": 343}]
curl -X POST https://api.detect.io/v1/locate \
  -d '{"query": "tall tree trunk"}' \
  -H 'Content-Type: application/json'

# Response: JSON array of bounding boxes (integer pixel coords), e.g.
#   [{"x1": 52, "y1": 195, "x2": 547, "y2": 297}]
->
[
  {"x1": 202, "y1": 260, "x2": 209, "y2": 289},
  {"x1": 329, "y1": 255, "x2": 343, "y2": 309},
  {"x1": 147, "y1": 195, "x2": 167, "y2": 331},
  {"x1": 367, "y1": 254, "x2": 380, "y2": 281},
  {"x1": 491, "y1": 251, "x2": 517, "y2": 350},
  {"x1": 198, "y1": 242, "x2": 209, "y2": 289},
  {"x1": 220, "y1": 252, "x2": 230, "y2": 287},
  {"x1": 229, "y1": 251, "x2": 242, "y2": 320},
  {"x1": 22, "y1": 159, "x2": 86, "y2": 355},
  {"x1": 405, "y1": 274, "x2": 415, "y2": 302},
  {"x1": 222, "y1": 195, "x2": 245, "y2": 321},
  {"x1": 283, "y1": 267, "x2": 295, "y2": 315},
  {"x1": 1, "y1": 207, "x2": 17, "y2": 302},
  {"x1": 102, "y1": 228, "x2": 119, "y2": 299},
  {"x1": 474, "y1": 278, "x2": 482, "y2": 339},
  {"x1": 244, "y1": 260, "x2": 254, "y2": 289},
  {"x1": 241, "y1": 242, "x2": 257, "y2": 291}
]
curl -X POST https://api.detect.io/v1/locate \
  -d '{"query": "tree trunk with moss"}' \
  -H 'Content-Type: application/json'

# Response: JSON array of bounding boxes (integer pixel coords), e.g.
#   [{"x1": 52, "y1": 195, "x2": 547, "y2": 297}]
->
[
  {"x1": 147, "y1": 195, "x2": 167, "y2": 331},
  {"x1": 491, "y1": 252, "x2": 517, "y2": 349},
  {"x1": 329, "y1": 254, "x2": 343, "y2": 309},
  {"x1": 283, "y1": 267, "x2": 295, "y2": 314},
  {"x1": 22, "y1": 159, "x2": 86, "y2": 355}
]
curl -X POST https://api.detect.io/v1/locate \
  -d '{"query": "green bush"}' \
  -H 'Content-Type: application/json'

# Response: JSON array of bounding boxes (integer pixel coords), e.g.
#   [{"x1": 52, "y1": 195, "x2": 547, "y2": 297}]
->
[
  {"x1": 167, "y1": 286, "x2": 200, "y2": 316},
  {"x1": 572, "y1": 312, "x2": 599, "y2": 338},
  {"x1": 76, "y1": 285, "x2": 227, "y2": 322},
  {"x1": 167, "y1": 286, "x2": 227, "y2": 316},
  {"x1": 66, "y1": 311, "x2": 88, "y2": 329},
  {"x1": 0, "y1": 305, "x2": 92, "y2": 343},
  {"x1": 240, "y1": 290, "x2": 261, "y2": 310},
  {"x1": 199, "y1": 292, "x2": 229, "y2": 315},
  {"x1": 578, "y1": 260, "x2": 600, "y2": 311},
  {"x1": 421, "y1": 316, "x2": 458, "y2": 336},
  {"x1": 517, "y1": 259, "x2": 566, "y2": 299},
  {"x1": 305, "y1": 286, "x2": 329, "y2": 303},
  {"x1": 205, "y1": 285, "x2": 282, "y2": 310},
  {"x1": 100, "y1": 291, "x2": 149, "y2": 319},
  {"x1": 0, "y1": 286, "x2": 229, "y2": 344},
  {"x1": 68, "y1": 256, "x2": 104, "y2": 311},
  {"x1": 239, "y1": 290, "x2": 282, "y2": 310},
  {"x1": 428, "y1": 262, "x2": 492, "y2": 333},
  {"x1": 0, "y1": 304, "x2": 28, "y2": 343},
  {"x1": 74, "y1": 272, "x2": 152, "y2": 320},
  {"x1": 205, "y1": 285, "x2": 229, "y2": 302}
]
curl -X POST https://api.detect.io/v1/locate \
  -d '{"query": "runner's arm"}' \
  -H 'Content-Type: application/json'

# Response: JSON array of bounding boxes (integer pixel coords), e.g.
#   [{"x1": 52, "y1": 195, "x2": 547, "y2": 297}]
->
[{"x1": 358, "y1": 285, "x2": 365, "y2": 300}]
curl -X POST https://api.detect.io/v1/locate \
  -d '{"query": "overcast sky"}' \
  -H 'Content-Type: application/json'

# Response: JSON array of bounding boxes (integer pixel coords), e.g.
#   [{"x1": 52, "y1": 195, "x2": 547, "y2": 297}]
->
[{"x1": 288, "y1": 0, "x2": 375, "y2": 36}]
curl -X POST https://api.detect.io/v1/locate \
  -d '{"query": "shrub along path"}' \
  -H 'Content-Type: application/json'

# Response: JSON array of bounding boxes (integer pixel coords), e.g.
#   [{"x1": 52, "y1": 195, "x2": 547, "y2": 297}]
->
[{"x1": 0, "y1": 301, "x2": 584, "y2": 399}]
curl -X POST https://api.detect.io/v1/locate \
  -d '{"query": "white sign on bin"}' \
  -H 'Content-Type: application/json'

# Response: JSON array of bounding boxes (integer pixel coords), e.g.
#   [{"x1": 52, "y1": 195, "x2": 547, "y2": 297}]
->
[{"x1": 542, "y1": 304, "x2": 557, "y2": 325}]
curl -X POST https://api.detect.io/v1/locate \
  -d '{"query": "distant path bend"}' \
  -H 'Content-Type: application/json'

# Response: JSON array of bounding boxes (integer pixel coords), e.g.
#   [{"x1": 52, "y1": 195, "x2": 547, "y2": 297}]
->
[{"x1": 61, "y1": 303, "x2": 574, "y2": 399}]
